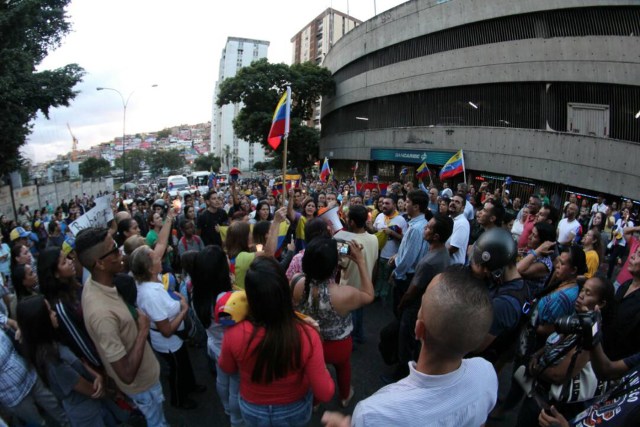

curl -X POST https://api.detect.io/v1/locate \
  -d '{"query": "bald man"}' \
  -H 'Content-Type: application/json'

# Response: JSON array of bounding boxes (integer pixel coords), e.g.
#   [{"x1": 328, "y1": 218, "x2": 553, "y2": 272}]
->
[{"x1": 323, "y1": 267, "x2": 498, "y2": 427}]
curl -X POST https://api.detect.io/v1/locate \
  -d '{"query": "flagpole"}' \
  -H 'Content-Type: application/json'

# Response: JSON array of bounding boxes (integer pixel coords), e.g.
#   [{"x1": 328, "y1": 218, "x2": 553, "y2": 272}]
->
[
  {"x1": 282, "y1": 86, "x2": 292, "y2": 207},
  {"x1": 461, "y1": 149, "x2": 467, "y2": 184}
]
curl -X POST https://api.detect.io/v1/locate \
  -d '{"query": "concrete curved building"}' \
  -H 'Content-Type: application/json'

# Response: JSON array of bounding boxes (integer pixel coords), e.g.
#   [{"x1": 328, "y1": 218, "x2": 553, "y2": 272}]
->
[{"x1": 320, "y1": 0, "x2": 640, "y2": 200}]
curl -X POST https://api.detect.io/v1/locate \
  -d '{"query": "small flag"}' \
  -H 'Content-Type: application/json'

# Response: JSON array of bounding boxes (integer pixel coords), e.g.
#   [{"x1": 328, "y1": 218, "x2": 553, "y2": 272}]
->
[
  {"x1": 267, "y1": 86, "x2": 291, "y2": 150},
  {"x1": 416, "y1": 161, "x2": 430, "y2": 180},
  {"x1": 352, "y1": 161, "x2": 359, "y2": 172},
  {"x1": 439, "y1": 150, "x2": 465, "y2": 180},
  {"x1": 320, "y1": 158, "x2": 331, "y2": 182},
  {"x1": 400, "y1": 167, "x2": 408, "y2": 177}
]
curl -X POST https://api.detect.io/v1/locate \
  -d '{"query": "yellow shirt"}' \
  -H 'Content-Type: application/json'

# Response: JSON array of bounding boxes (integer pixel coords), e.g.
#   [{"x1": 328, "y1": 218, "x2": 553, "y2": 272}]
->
[{"x1": 584, "y1": 249, "x2": 599, "y2": 279}]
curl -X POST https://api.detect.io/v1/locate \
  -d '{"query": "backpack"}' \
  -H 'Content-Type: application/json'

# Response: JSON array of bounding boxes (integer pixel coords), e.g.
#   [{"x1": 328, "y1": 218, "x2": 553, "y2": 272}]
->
[{"x1": 483, "y1": 282, "x2": 532, "y2": 366}]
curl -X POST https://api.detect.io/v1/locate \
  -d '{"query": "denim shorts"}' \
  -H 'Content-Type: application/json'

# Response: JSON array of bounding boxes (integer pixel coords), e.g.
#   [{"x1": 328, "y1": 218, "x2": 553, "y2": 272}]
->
[{"x1": 239, "y1": 390, "x2": 312, "y2": 427}]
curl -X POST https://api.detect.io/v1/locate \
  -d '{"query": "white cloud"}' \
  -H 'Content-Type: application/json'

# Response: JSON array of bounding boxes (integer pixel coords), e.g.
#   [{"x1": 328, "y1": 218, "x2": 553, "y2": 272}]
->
[{"x1": 26, "y1": 0, "x2": 406, "y2": 163}]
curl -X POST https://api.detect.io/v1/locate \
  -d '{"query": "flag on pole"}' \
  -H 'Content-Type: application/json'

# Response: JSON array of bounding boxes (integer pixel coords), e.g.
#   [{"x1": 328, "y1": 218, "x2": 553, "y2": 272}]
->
[
  {"x1": 415, "y1": 161, "x2": 430, "y2": 180},
  {"x1": 353, "y1": 161, "x2": 359, "y2": 172},
  {"x1": 319, "y1": 158, "x2": 331, "y2": 182},
  {"x1": 439, "y1": 150, "x2": 465, "y2": 180},
  {"x1": 267, "y1": 86, "x2": 291, "y2": 150}
]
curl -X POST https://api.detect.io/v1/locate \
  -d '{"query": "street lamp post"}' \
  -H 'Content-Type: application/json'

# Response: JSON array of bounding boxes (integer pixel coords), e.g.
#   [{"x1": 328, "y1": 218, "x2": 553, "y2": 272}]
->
[{"x1": 96, "y1": 84, "x2": 157, "y2": 181}]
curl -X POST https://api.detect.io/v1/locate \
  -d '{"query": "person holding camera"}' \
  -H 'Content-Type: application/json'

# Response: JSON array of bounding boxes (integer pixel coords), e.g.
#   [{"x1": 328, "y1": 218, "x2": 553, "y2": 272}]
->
[
  {"x1": 292, "y1": 238, "x2": 375, "y2": 408},
  {"x1": 515, "y1": 276, "x2": 615, "y2": 426},
  {"x1": 539, "y1": 317, "x2": 640, "y2": 426}
]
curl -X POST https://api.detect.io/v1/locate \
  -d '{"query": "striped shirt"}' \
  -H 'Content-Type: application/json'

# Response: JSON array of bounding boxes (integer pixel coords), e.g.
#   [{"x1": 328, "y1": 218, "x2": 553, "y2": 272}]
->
[{"x1": 0, "y1": 331, "x2": 36, "y2": 407}]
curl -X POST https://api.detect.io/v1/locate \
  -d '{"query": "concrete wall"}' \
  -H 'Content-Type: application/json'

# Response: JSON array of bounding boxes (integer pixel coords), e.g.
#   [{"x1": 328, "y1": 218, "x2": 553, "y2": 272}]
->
[
  {"x1": 323, "y1": 36, "x2": 640, "y2": 114},
  {"x1": 0, "y1": 178, "x2": 114, "y2": 222},
  {"x1": 320, "y1": 126, "x2": 640, "y2": 200},
  {"x1": 323, "y1": 0, "x2": 637, "y2": 73}
]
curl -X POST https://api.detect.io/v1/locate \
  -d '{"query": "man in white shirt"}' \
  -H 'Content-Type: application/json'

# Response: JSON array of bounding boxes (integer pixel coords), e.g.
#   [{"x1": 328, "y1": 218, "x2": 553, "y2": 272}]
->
[
  {"x1": 446, "y1": 193, "x2": 470, "y2": 265},
  {"x1": 373, "y1": 196, "x2": 408, "y2": 302},
  {"x1": 557, "y1": 202, "x2": 581, "y2": 247},
  {"x1": 322, "y1": 268, "x2": 497, "y2": 427}
]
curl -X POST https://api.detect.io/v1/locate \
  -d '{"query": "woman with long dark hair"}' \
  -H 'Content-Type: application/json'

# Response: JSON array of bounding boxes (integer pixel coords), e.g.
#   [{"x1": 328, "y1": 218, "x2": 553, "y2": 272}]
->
[
  {"x1": 12, "y1": 263, "x2": 38, "y2": 301},
  {"x1": 17, "y1": 295, "x2": 113, "y2": 427},
  {"x1": 292, "y1": 237, "x2": 375, "y2": 408},
  {"x1": 219, "y1": 257, "x2": 334, "y2": 426},
  {"x1": 517, "y1": 222, "x2": 556, "y2": 297},
  {"x1": 115, "y1": 218, "x2": 140, "y2": 248},
  {"x1": 250, "y1": 200, "x2": 273, "y2": 224},
  {"x1": 37, "y1": 246, "x2": 101, "y2": 368}
]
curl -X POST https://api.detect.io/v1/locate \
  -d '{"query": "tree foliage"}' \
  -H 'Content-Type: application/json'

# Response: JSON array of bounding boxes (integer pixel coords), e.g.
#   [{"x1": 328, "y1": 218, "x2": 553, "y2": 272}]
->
[
  {"x1": 193, "y1": 153, "x2": 221, "y2": 173},
  {"x1": 216, "y1": 58, "x2": 334, "y2": 171},
  {"x1": 79, "y1": 157, "x2": 110, "y2": 178},
  {"x1": 113, "y1": 149, "x2": 147, "y2": 177},
  {"x1": 147, "y1": 149, "x2": 184, "y2": 175},
  {"x1": 156, "y1": 128, "x2": 172, "y2": 139},
  {"x1": 0, "y1": 0, "x2": 85, "y2": 175}
]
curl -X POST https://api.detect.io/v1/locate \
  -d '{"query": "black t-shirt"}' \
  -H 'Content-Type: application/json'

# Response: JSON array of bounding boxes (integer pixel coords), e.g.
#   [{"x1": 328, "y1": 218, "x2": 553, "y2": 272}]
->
[
  {"x1": 604, "y1": 280, "x2": 640, "y2": 360},
  {"x1": 196, "y1": 209, "x2": 228, "y2": 247}
]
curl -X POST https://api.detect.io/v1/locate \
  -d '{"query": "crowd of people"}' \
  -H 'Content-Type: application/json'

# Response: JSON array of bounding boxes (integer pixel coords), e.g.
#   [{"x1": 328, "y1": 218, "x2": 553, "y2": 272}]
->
[{"x1": 1, "y1": 174, "x2": 640, "y2": 427}]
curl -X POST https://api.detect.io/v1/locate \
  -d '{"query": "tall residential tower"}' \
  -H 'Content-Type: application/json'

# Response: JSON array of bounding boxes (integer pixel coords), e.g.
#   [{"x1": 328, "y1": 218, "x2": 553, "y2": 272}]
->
[{"x1": 212, "y1": 37, "x2": 269, "y2": 171}]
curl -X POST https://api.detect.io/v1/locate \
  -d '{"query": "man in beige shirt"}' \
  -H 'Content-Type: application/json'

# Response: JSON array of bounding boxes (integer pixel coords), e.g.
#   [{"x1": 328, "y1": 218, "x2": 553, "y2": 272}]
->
[
  {"x1": 335, "y1": 205, "x2": 378, "y2": 343},
  {"x1": 76, "y1": 227, "x2": 168, "y2": 427}
]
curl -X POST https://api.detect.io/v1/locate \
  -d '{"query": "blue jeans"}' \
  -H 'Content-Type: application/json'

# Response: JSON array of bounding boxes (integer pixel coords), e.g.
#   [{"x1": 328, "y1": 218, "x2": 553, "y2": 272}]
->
[
  {"x1": 215, "y1": 359, "x2": 242, "y2": 426},
  {"x1": 127, "y1": 382, "x2": 169, "y2": 427},
  {"x1": 239, "y1": 391, "x2": 312, "y2": 427}
]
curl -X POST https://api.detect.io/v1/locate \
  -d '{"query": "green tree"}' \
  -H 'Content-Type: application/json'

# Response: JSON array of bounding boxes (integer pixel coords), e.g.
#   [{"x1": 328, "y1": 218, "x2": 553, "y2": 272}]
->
[
  {"x1": 0, "y1": 0, "x2": 85, "y2": 175},
  {"x1": 148, "y1": 149, "x2": 184, "y2": 175},
  {"x1": 216, "y1": 59, "x2": 334, "y2": 171},
  {"x1": 252, "y1": 161, "x2": 271, "y2": 172},
  {"x1": 193, "y1": 153, "x2": 221, "y2": 172},
  {"x1": 157, "y1": 128, "x2": 172, "y2": 139},
  {"x1": 114, "y1": 149, "x2": 147, "y2": 177},
  {"x1": 79, "y1": 157, "x2": 111, "y2": 179}
]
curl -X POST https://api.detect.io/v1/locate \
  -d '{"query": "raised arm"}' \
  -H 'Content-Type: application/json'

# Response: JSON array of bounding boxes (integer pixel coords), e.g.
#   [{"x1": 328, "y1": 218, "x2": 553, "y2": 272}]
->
[
  {"x1": 152, "y1": 208, "x2": 177, "y2": 261},
  {"x1": 264, "y1": 207, "x2": 288, "y2": 257}
]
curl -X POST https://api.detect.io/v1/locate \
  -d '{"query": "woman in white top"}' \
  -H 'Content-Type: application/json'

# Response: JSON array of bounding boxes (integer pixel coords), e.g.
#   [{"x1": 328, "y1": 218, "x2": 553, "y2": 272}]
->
[{"x1": 130, "y1": 245, "x2": 204, "y2": 410}]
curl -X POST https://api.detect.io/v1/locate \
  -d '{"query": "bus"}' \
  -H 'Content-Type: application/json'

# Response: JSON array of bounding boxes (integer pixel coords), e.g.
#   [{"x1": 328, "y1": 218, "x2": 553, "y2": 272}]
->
[{"x1": 189, "y1": 171, "x2": 211, "y2": 194}]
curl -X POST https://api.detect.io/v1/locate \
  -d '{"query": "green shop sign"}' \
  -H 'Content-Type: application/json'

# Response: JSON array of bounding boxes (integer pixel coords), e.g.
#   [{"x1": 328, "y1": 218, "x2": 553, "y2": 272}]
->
[{"x1": 370, "y1": 149, "x2": 455, "y2": 165}]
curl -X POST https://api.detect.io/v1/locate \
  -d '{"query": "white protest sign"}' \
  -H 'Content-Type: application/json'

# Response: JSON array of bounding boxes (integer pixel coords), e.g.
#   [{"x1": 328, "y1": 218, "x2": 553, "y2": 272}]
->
[{"x1": 68, "y1": 195, "x2": 114, "y2": 235}]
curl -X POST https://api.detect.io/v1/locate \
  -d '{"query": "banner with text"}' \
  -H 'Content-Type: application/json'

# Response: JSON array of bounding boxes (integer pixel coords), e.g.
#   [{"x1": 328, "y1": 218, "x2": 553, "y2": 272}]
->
[{"x1": 69, "y1": 195, "x2": 114, "y2": 235}]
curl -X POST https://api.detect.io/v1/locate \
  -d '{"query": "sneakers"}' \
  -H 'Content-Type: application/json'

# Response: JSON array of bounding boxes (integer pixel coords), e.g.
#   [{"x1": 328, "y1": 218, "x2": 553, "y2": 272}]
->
[{"x1": 341, "y1": 387, "x2": 355, "y2": 408}]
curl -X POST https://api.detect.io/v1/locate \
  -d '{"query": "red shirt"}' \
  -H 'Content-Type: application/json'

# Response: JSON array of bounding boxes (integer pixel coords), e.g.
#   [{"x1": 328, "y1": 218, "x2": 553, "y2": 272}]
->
[
  {"x1": 518, "y1": 216, "x2": 536, "y2": 250},
  {"x1": 219, "y1": 320, "x2": 334, "y2": 405},
  {"x1": 616, "y1": 236, "x2": 639, "y2": 285}
]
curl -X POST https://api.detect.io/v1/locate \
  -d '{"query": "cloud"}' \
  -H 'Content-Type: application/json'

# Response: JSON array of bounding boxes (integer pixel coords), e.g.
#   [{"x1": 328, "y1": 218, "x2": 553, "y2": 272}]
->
[{"x1": 26, "y1": 0, "x2": 404, "y2": 163}]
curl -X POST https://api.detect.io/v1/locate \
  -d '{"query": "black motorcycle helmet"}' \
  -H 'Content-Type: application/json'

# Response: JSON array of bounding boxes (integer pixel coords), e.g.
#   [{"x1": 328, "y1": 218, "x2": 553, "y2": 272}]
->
[
  {"x1": 471, "y1": 228, "x2": 517, "y2": 273},
  {"x1": 152, "y1": 199, "x2": 168, "y2": 215}
]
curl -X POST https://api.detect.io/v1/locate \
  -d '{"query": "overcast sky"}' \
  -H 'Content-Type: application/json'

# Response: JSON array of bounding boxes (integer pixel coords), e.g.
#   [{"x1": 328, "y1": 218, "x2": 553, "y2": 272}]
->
[{"x1": 25, "y1": 0, "x2": 406, "y2": 164}]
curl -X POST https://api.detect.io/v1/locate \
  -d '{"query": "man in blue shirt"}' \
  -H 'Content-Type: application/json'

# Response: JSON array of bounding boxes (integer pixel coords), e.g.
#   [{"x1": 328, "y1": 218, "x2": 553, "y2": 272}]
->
[{"x1": 390, "y1": 190, "x2": 431, "y2": 318}]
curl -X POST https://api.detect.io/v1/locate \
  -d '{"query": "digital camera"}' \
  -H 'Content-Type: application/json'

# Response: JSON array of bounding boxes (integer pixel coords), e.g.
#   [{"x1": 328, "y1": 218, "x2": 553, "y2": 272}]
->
[{"x1": 554, "y1": 310, "x2": 601, "y2": 349}]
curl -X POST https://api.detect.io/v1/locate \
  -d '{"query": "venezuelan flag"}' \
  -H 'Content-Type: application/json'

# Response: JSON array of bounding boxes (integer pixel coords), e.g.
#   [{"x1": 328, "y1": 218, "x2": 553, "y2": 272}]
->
[
  {"x1": 415, "y1": 161, "x2": 430, "y2": 180},
  {"x1": 267, "y1": 86, "x2": 291, "y2": 150},
  {"x1": 439, "y1": 150, "x2": 465, "y2": 180},
  {"x1": 319, "y1": 158, "x2": 330, "y2": 182}
]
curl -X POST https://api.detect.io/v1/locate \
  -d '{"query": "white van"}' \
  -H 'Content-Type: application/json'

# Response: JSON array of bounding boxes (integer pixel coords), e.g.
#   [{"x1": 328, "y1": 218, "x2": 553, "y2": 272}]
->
[{"x1": 167, "y1": 175, "x2": 189, "y2": 197}]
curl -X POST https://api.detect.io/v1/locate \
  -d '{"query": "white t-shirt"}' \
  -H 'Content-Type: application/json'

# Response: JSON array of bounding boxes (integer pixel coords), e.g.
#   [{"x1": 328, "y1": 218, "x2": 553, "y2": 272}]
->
[
  {"x1": 446, "y1": 214, "x2": 470, "y2": 265},
  {"x1": 463, "y1": 201, "x2": 475, "y2": 222},
  {"x1": 557, "y1": 218, "x2": 581, "y2": 244},
  {"x1": 373, "y1": 213, "x2": 408, "y2": 260},
  {"x1": 136, "y1": 281, "x2": 183, "y2": 353}
]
